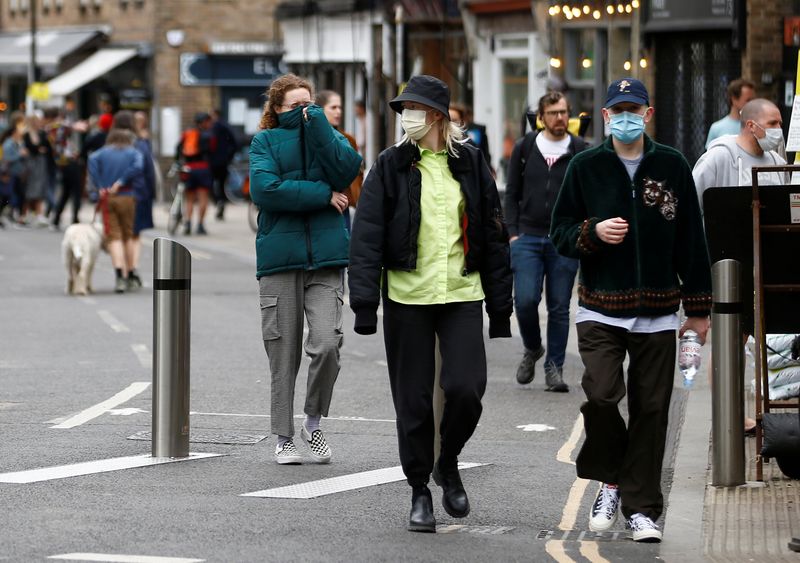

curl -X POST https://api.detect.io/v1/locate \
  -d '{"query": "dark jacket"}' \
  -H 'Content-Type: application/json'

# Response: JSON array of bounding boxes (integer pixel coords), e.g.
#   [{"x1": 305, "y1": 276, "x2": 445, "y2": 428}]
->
[
  {"x1": 249, "y1": 104, "x2": 363, "y2": 277},
  {"x1": 505, "y1": 131, "x2": 586, "y2": 237},
  {"x1": 348, "y1": 141, "x2": 513, "y2": 338},
  {"x1": 550, "y1": 135, "x2": 712, "y2": 318},
  {"x1": 210, "y1": 119, "x2": 238, "y2": 168}
]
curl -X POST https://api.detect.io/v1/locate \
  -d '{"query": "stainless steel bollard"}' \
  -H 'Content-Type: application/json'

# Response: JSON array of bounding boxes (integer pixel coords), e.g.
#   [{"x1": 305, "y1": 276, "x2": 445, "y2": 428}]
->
[
  {"x1": 152, "y1": 238, "x2": 191, "y2": 458},
  {"x1": 711, "y1": 259, "x2": 745, "y2": 486}
]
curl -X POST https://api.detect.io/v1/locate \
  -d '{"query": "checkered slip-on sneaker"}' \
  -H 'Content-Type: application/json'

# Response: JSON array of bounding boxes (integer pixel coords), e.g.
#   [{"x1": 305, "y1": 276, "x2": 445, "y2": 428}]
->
[
  {"x1": 274, "y1": 439, "x2": 303, "y2": 465},
  {"x1": 301, "y1": 423, "x2": 332, "y2": 463}
]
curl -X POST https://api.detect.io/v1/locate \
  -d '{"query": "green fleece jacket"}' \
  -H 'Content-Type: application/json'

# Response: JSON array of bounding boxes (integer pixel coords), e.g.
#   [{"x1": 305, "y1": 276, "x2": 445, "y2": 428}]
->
[
  {"x1": 550, "y1": 135, "x2": 712, "y2": 318},
  {"x1": 249, "y1": 105, "x2": 363, "y2": 277}
]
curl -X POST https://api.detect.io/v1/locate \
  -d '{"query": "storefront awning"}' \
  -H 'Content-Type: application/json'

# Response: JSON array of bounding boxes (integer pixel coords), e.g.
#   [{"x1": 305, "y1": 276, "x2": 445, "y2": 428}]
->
[
  {"x1": 46, "y1": 48, "x2": 138, "y2": 98},
  {"x1": 0, "y1": 28, "x2": 105, "y2": 74}
]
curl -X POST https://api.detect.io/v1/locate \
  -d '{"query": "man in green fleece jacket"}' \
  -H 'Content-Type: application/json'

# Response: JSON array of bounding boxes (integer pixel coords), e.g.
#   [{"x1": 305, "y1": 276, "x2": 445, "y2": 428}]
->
[{"x1": 550, "y1": 78, "x2": 712, "y2": 543}]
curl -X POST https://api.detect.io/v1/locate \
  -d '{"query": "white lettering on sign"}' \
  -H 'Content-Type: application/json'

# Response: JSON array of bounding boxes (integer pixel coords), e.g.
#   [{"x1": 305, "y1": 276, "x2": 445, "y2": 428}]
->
[
  {"x1": 253, "y1": 58, "x2": 276, "y2": 76},
  {"x1": 786, "y1": 96, "x2": 800, "y2": 152}
]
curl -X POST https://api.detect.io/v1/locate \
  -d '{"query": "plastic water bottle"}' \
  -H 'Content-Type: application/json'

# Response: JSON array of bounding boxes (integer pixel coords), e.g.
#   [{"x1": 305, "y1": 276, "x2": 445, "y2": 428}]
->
[{"x1": 679, "y1": 330, "x2": 702, "y2": 388}]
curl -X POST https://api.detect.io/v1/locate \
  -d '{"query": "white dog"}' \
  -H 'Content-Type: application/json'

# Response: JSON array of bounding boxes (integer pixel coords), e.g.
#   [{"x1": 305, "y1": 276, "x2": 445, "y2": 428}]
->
[{"x1": 62, "y1": 222, "x2": 105, "y2": 296}]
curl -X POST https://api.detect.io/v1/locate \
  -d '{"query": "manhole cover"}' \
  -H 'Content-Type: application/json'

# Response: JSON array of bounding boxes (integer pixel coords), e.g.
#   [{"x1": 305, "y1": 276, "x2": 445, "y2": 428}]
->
[{"x1": 127, "y1": 430, "x2": 267, "y2": 445}]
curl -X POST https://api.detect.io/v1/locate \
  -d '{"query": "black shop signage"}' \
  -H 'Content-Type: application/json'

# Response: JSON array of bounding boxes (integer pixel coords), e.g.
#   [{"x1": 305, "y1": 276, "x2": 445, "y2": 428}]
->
[
  {"x1": 643, "y1": 0, "x2": 735, "y2": 32},
  {"x1": 179, "y1": 54, "x2": 286, "y2": 87}
]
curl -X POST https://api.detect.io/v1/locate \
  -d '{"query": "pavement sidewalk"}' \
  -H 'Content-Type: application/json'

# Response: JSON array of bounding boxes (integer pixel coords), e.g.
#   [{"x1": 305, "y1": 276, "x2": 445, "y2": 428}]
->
[{"x1": 664, "y1": 344, "x2": 800, "y2": 562}]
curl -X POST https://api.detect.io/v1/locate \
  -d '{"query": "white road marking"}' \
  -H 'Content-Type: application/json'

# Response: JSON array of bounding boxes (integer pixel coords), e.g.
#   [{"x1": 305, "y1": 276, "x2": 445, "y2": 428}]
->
[
  {"x1": 0, "y1": 453, "x2": 223, "y2": 484},
  {"x1": 556, "y1": 413, "x2": 590, "y2": 531},
  {"x1": 187, "y1": 411, "x2": 396, "y2": 423},
  {"x1": 50, "y1": 382, "x2": 151, "y2": 429},
  {"x1": 97, "y1": 309, "x2": 129, "y2": 333},
  {"x1": 579, "y1": 541, "x2": 611, "y2": 563},
  {"x1": 516, "y1": 424, "x2": 556, "y2": 432},
  {"x1": 242, "y1": 462, "x2": 488, "y2": 499},
  {"x1": 108, "y1": 408, "x2": 148, "y2": 416},
  {"x1": 49, "y1": 554, "x2": 204, "y2": 563},
  {"x1": 544, "y1": 540, "x2": 576, "y2": 563},
  {"x1": 131, "y1": 344, "x2": 151, "y2": 368},
  {"x1": 191, "y1": 250, "x2": 212, "y2": 260}
]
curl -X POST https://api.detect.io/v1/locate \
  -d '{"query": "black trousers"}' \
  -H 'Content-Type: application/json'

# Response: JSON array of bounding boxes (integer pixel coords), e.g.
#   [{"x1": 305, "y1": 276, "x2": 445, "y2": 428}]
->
[
  {"x1": 211, "y1": 165, "x2": 229, "y2": 205},
  {"x1": 52, "y1": 162, "x2": 83, "y2": 226},
  {"x1": 383, "y1": 298, "x2": 487, "y2": 488},
  {"x1": 575, "y1": 321, "x2": 676, "y2": 520}
]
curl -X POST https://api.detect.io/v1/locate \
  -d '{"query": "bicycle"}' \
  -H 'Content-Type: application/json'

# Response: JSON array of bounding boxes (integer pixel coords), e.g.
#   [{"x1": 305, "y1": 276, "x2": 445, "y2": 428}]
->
[
  {"x1": 224, "y1": 155, "x2": 258, "y2": 233},
  {"x1": 165, "y1": 162, "x2": 191, "y2": 235}
]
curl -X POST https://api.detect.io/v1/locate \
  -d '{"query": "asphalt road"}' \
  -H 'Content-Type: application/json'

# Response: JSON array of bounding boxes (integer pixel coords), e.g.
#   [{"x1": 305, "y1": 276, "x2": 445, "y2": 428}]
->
[{"x1": 0, "y1": 211, "x2": 683, "y2": 562}]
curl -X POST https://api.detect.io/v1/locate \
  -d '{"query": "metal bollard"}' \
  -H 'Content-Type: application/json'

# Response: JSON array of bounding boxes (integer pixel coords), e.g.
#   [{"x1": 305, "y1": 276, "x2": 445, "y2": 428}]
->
[
  {"x1": 711, "y1": 259, "x2": 745, "y2": 486},
  {"x1": 152, "y1": 238, "x2": 191, "y2": 458}
]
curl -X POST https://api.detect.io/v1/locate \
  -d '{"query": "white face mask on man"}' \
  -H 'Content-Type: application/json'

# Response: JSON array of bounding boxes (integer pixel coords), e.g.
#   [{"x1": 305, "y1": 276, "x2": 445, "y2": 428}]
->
[
  {"x1": 753, "y1": 122, "x2": 784, "y2": 152},
  {"x1": 401, "y1": 109, "x2": 433, "y2": 140}
]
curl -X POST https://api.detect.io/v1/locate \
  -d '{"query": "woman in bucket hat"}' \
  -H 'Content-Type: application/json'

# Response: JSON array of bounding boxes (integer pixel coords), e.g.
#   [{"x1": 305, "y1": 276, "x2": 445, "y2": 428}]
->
[{"x1": 348, "y1": 75, "x2": 513, "y2": 532}]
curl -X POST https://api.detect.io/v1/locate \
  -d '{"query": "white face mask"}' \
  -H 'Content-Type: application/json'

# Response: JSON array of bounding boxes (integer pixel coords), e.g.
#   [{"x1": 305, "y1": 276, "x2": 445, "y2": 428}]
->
[
  {"x1": 401, "y1": 109, "x2": 433, "y2": 140},
  {"x1": 753, "y1": 123, "x2": 783, "y2": 152}
]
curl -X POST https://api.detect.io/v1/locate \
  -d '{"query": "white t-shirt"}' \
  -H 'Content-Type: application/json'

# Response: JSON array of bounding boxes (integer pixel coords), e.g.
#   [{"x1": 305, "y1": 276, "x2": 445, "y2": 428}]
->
[{"x1": 536, "y1": 134, "x2": 571, "y2": 168}]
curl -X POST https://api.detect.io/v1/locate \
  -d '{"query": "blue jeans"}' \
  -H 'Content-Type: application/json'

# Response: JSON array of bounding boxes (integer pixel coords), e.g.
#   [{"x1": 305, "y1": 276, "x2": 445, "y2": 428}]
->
[{"x1": 510, "y1": 234, "x2": 579, "y2": 369}]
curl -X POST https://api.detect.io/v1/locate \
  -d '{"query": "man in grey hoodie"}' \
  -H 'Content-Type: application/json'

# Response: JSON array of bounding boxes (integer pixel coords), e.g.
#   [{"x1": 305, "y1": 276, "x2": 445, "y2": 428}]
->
[{"x1": 693, "y1": 98, "x2": 788, "y2": 214}]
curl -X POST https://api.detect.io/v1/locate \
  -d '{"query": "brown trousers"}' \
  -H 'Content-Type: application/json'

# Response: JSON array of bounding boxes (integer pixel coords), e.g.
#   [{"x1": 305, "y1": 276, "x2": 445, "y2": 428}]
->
[{"x1": 575, "y1": 321, "x2": 676, "y2": 521}]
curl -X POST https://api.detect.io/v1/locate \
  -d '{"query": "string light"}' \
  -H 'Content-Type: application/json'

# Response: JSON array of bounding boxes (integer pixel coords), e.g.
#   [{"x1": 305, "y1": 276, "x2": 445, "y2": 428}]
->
[
  {"x1": 632, "y1": 0, "x2": 639, "y2": 7},
  {"x1": 583, "y1": 5, "x2": 590, "y2": 14},
  {"x1": 581, "y1": 57, "x2": 592, "y2": 69},
  {"x1": 572, "y1": 7, "x2": 581, "y2": 17},
  {"x1": 625, "y1": 4, "x2": 632, "y2": 13},
  {"x1": 550, "y1": 57, "x2": 563, "y2": 69},
  {"x1": 548, "y1": 1, "x2": 641, "y2": 19},
  {"x1": 606, "y1": 4, "x2": 614, "y2": 14},
  {"x1": 592, "y1": 9, "x2": 601, "y2": 19},
  {"x1": 639, "y1": 57, "x2": 648, "y2": 69},
  {"x1": 617, "y1": 4, "x2": 624, "y2": 13},
  {"x1": 623, "y1": 60, "x2": 632, "y2": 71}
]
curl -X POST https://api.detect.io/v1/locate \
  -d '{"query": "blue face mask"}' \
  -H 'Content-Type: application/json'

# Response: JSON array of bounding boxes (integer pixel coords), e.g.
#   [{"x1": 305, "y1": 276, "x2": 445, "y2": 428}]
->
[{"x1": 609, "y1": 111, "x2": 645, "y2": 144}]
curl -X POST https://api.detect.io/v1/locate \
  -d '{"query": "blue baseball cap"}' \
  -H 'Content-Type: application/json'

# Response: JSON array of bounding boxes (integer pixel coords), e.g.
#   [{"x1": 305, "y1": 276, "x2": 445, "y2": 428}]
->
[{"x1": 605, "y1": 78, "x2": 649, "y2": 108}]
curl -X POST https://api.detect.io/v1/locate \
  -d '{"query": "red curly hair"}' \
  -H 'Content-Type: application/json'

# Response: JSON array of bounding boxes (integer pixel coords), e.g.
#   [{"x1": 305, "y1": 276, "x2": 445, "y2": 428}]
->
[{"x1": 258, "y1": 73, "x2": 314, "y2": 130}]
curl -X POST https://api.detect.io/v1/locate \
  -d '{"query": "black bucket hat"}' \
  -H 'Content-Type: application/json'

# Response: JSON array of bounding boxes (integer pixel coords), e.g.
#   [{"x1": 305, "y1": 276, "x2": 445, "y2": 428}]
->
[{"x1": 390, "y1": 75, "x2": 450, "y2": 117}]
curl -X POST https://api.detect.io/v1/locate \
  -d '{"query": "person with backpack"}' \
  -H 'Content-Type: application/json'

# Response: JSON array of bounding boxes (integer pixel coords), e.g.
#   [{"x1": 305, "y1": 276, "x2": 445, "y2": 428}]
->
[
  {"x1": 504, "y1": 91, "x2": 587, "y2": 392},
  {"x1": 175, "y1": 112, "x2": 215, "y2": 235}
]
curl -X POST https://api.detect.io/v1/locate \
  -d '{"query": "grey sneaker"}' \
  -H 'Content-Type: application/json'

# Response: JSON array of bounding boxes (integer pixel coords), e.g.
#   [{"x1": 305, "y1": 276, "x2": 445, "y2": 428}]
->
[
  {"x1": 114, "y1": 277, "x2": 127, "y2": 294},
  {"x1": 301, "y1": 422, "x2": 332, "y2": 463},
  {"x1": 544, "y1": 363, "x2": 569, "y2": 393},
  {"x1": 126, "y1": 274, "x2": 143, "y2": 291},
  {"x1": 515, "y1": 345, "x2": 545, "y2": 384},
  {"x1": 274, "y1": 439, "x2": 303, "y2": 465}
]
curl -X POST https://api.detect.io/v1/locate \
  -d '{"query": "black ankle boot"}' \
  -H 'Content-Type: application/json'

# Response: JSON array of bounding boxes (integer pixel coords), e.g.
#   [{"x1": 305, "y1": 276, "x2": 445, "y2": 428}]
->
[
  {"x1": 432, "y1": 459, "x2": 470, "y2": 518},
  {"x1": 408, "y1": 485, "x2": 436, "y2": 533}
]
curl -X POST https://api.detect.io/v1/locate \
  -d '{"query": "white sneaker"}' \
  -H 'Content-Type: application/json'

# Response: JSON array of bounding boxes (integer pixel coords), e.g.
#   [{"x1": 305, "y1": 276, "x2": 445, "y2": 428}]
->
[
  {"x1": 274, "y1": 439, "x2": 303, "y2": 465},
  {"x1": 301, "y1": 422, "x2": 331, "y2": 463},
  {"x1": 589, "y1": 483, "x2": 620, "y2": 532},
  {"x1": 627, "y1": 512, "x2": 662, "y2": 542}
]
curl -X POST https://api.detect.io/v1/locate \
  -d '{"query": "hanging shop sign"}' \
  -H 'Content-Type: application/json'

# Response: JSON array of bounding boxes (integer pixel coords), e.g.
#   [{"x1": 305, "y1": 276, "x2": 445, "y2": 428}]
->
[{"x1": 179, "y1": 54, "x2": 286, "y2": 87}]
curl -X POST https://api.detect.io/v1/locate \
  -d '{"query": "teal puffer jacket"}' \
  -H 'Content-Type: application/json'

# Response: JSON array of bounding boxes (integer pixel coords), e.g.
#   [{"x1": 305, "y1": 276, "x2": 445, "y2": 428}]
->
[{"x1": 249, "y1": 105, "x2": 363, "y2": 277}]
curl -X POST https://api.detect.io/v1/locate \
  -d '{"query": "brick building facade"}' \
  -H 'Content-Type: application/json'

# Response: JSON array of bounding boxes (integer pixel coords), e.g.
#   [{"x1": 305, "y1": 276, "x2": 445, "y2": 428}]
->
[{"x1": 0, "y1": 0, "x2": 281, "y2": 155}]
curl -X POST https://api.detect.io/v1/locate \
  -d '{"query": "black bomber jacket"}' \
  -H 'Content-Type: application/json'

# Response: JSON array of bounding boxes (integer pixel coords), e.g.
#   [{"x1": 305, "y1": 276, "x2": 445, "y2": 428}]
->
[{"x1": 348, "y1": 141, "x2": 513, "y2": 337}]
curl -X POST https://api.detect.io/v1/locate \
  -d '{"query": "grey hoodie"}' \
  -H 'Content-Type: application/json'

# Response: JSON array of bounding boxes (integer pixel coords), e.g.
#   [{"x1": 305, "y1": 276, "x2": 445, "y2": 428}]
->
[{"x1": 692, "y1": 134, "x2": 786, "y2": 213}]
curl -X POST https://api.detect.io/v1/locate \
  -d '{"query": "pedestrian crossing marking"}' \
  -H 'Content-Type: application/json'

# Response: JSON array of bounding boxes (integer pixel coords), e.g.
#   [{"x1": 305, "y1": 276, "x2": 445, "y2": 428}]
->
[
  {"x1": 0, "y1": 453, "x2": 224, "y2": 484},
  {"x1": 241, "y1": 462, "x2": 489, "y2": 499},
  {"x1": 48, "y1": 553, "x2": 204, "y2": 562},
  {"x1": 51, "y1": 382, "x2": 151, "y2": 429}
]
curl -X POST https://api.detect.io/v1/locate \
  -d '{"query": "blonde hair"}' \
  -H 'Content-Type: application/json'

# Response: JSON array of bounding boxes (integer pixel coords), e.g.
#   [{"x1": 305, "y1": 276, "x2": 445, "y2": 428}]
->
[
  {"x1": 258, "y1": 73, "x2": 314, "y2": 130},
  {"x1": 398, "y1": 116, "x2": 467, "y2": 157}
]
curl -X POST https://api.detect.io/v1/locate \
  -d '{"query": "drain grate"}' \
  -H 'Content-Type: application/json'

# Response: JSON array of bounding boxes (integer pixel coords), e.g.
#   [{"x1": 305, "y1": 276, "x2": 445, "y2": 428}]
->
[
  {"x1": 127, "y1": 430, "x2": 267, "y2": 445},
  {"x1": 536, "y1": 529, "x2": 631, "y2": 542}
]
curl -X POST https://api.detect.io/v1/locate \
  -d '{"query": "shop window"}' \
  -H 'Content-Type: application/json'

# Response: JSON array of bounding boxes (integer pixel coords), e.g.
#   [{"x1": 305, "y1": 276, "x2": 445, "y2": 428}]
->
[
  {"x1": 404, "y1": 28, "x2": 467, "y2": 104},
  {"x1": 499, "y1": 58, "x2": 528, "y2": 181}
]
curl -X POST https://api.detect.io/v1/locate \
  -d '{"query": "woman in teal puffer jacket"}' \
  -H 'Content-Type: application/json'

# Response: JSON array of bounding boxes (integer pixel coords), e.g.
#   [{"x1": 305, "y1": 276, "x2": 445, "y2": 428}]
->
[{"x1": 249, "y1": 74, "x2": 362, "y2": 465}]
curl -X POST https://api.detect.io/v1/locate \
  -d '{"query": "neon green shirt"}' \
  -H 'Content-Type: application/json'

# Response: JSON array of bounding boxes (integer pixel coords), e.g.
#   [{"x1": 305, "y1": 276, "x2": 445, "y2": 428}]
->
[{"x1": 387, "y1": 147, "x2": 484, "y2": 305}]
